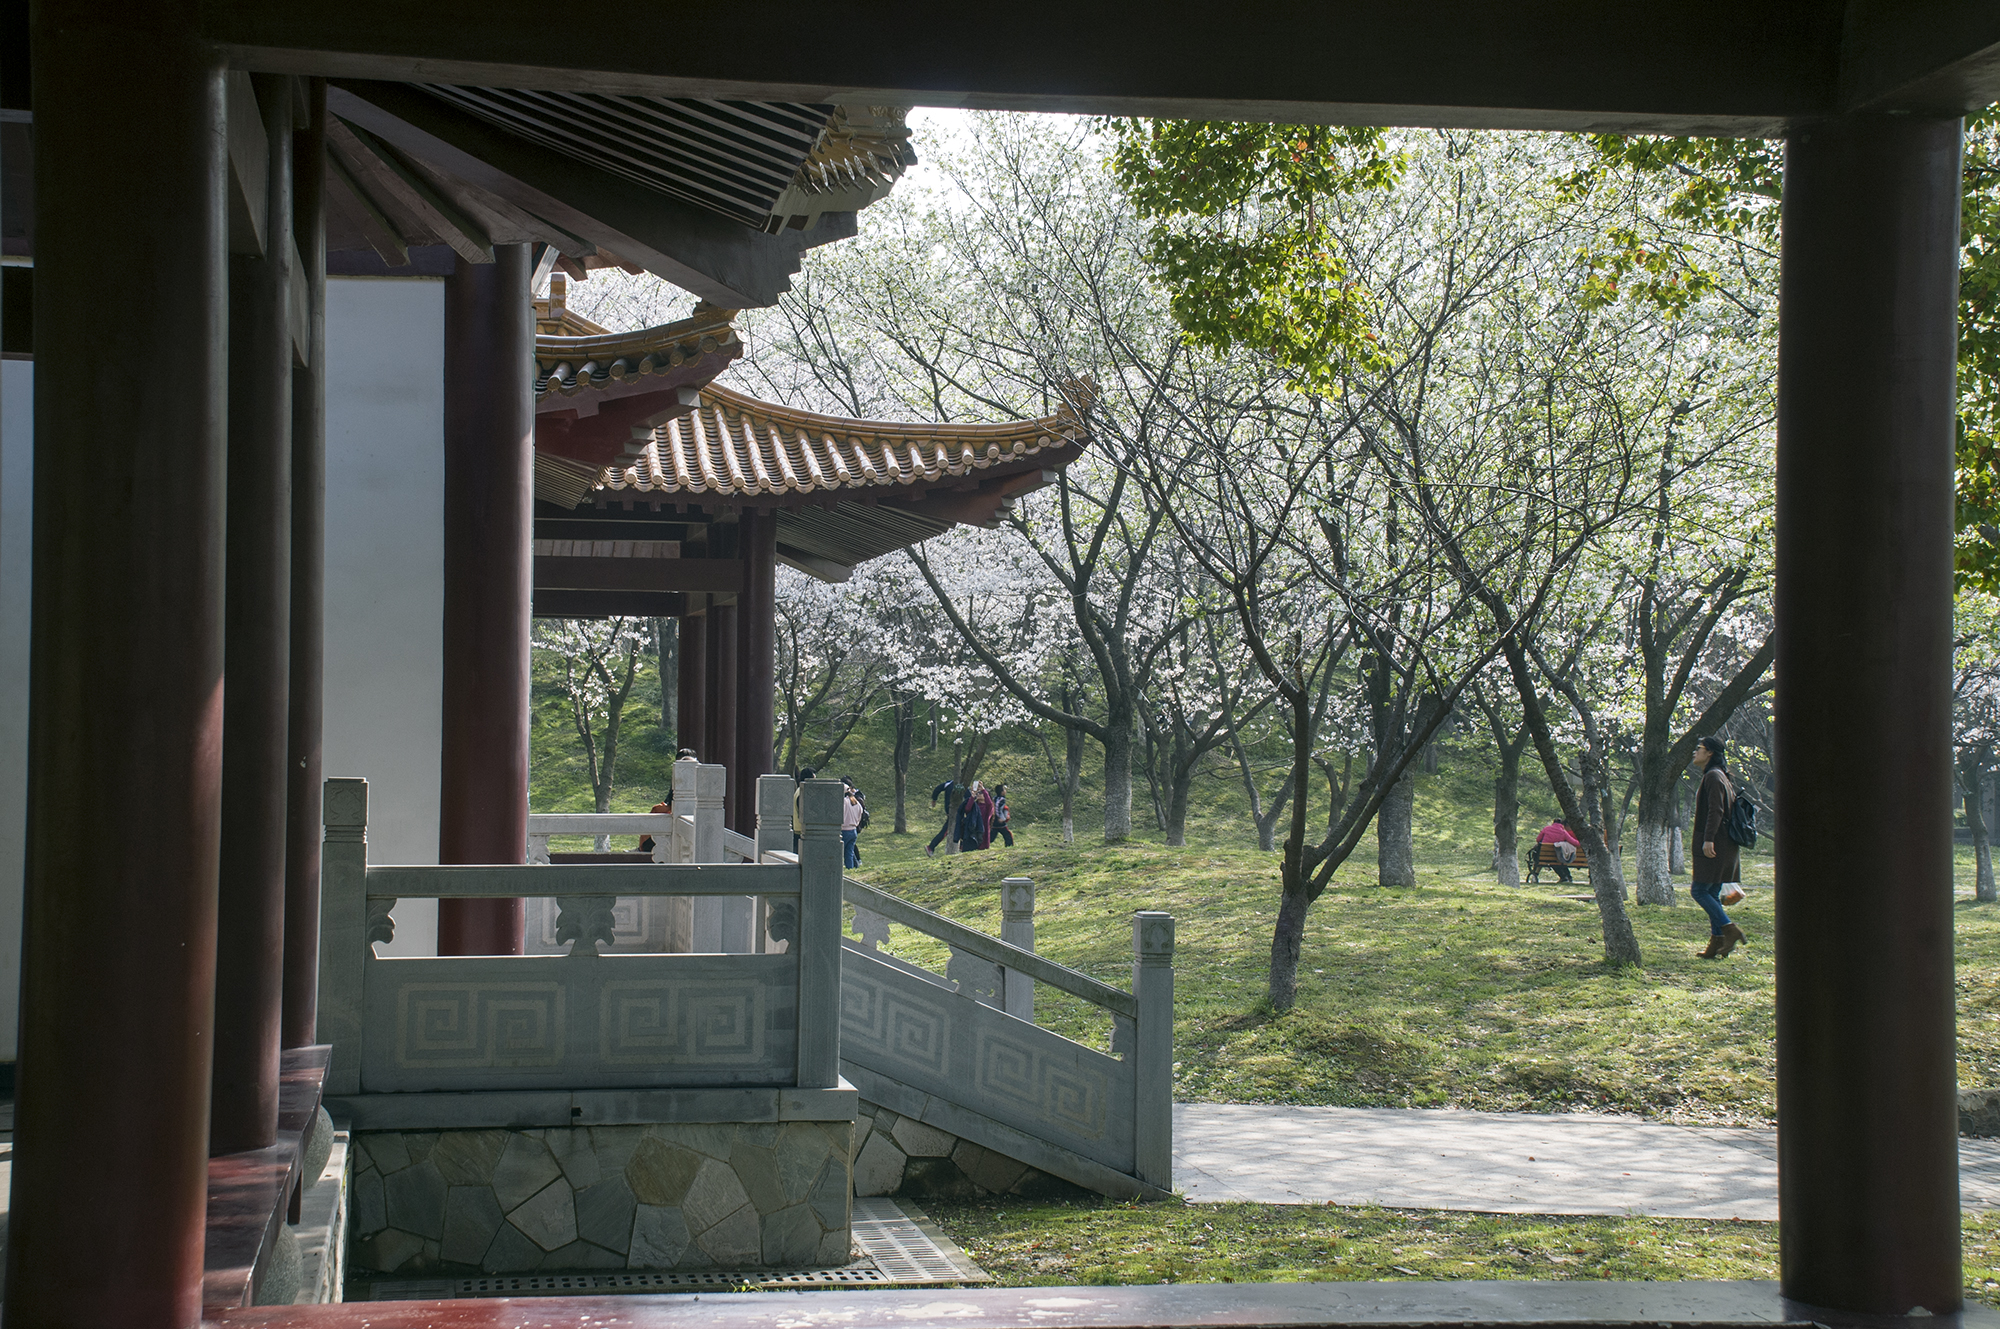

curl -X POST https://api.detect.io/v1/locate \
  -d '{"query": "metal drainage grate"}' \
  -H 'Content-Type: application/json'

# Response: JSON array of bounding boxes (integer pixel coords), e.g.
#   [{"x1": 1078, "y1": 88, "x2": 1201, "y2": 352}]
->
[
  {"x1": 360, "y1": 1199, "x2": 988, "y2": 1301},
  {"x1": 852, "y1": 1198, "x2": 990, "y2": 1284}
]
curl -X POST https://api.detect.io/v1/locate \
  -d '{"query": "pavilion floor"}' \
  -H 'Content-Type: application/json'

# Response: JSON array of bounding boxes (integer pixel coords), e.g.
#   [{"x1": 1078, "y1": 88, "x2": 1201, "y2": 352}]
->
[{"x1": 200, "y1": 1277, "x2": 2000, "y2": 1329}]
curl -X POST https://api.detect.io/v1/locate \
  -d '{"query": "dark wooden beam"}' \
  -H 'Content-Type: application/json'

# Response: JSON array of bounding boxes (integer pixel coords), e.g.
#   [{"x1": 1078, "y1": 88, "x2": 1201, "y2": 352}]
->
[
  {"x1": 226, "y1": 70, "x2": 269, "y2": 256},
  {"x1": 324, "y1": 149, "x2": 408, "y2": 267},
  {"x1": 212, "y1": 0, "x2": 1862, "y2": 134},
  {"x1": 535, "y1": 554, "x2": 744, "y2": 593},
  {"x1": 535, "y1": 515, "x2": 699, "y2": 542},
  {"x1": 336, "y1": 119, "x2": 495, "y2": 263},
  {"x1": 325, "y1": 81, "x2": 842, "y2": 307},
  {"x1": 532, "y1": 589, "x2": 688, "y2": 618},
  {"x1": 1842, "y1": 0, "x2": 2000, "y2": 114}
]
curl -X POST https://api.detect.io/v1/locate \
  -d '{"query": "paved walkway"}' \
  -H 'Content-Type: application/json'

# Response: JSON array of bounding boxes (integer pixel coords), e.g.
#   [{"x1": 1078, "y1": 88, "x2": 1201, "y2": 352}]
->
[{"x1": 1174, "y1": 1103, "x2": 2000, "y2": 1220}]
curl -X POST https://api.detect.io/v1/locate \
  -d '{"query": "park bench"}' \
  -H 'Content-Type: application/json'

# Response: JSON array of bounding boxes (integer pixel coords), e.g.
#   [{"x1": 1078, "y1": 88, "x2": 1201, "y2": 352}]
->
[{"x1": 1526, "y1": 841, "x2": 1591, "y2": 882}]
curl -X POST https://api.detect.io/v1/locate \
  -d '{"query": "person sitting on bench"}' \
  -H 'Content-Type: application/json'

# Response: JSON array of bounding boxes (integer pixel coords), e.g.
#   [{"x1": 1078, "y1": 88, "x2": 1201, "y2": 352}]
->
[{"x1": 1536, "y1": 819, "x2": 1581, "y2": 883}]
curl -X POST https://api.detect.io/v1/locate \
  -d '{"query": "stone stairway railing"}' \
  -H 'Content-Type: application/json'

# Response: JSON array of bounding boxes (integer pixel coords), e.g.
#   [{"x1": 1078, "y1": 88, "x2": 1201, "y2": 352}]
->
[
  {"x1": 518, "y1": 766, "x2": 1178, "y2": 1201},
  {"x1": 839, "y1": 874, "x2": 1175, "y2": 1201},
  {"x1": 317, "y1": 772, "x2": 846, "y2": 1102}
]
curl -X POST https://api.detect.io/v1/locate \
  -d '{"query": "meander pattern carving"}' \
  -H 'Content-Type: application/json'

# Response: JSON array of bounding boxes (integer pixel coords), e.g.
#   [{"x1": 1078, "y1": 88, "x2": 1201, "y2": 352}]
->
[
  {"x1": 394, "y1": 981, "x2": 565, "y2": 1070},
  {"x1": 597, "y1": 978, "x2": 769, "y2": 1065},
  {"x1": 842, "y1": 955, "x2": 1129, "y2": 1165}
]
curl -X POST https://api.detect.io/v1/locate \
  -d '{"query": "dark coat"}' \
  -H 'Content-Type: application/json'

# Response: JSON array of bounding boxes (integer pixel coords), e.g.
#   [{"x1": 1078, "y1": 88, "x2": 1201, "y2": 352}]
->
[
  {"x1": 956, "y1": 796, "x2": 986, "y2": 848},
  {"x1": 1691, "y1": 765, "x2": 1742, "y2": 885}
]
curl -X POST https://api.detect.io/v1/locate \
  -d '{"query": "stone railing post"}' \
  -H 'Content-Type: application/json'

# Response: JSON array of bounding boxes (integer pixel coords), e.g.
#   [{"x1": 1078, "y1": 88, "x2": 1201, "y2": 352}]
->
[
  {"x1": 317, "y1": 777, "x2": 369, "y2": 1096},
  {"x1": 670, "y1": 756, "x2": 699, "y2": 863},
  {"x1": 1131, "y1": 910, "x2": 1175, "y2": 1190},
  {"x1": 756, "y1": 773, "x2": 794, "y2": 859},
  {"x1": 754, "y1": 774, "x2": 797, "y2": 952},
  {"x1": 526, "y1": 831, "x2": 550, "y2": 865},
  {"x1": 691, "y1": 762, "x2": 726, "y2": 864},
  {"x1": 1000, "y1": 877, "x2": 1035, "y2": 1023},
  {"x1": 795, "y1": 779, "x2": 844, "y2": 1088}
]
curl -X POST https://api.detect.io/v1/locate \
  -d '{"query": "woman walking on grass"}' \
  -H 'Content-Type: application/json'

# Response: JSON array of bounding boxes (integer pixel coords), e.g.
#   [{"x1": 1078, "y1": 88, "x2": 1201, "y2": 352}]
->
[{"x1": 1690, "y1": 736, "x2": 1746, "y2": 959}]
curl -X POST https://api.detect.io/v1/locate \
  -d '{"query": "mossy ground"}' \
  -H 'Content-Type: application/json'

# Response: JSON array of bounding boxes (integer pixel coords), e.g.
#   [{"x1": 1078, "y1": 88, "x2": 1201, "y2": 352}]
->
[{"x1": 923, "y1": 1199, "x2": 2000, "y2": 1306}]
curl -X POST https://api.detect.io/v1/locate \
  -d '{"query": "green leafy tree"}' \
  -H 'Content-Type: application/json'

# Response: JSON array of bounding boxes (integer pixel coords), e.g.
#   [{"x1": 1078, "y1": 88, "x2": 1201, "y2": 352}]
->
[
  {"x1": 1565, "y1": 114, "x2": 2000, "y2": 588},
  {"x1": 1104, "y1": 120, "x2": 1402, "y2": 395}
]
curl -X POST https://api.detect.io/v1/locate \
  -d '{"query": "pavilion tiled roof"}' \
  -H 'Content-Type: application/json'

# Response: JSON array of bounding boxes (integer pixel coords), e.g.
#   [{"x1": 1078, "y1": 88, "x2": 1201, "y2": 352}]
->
[
  {"x1": 596, "y1": 382, "x2": 1089, "y2": 500},
  {"x1": 533, "y1": 304, "x2": 740, "y2": 399}
]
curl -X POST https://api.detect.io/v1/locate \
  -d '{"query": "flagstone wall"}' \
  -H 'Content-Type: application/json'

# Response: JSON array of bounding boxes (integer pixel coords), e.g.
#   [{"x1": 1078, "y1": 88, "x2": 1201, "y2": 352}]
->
[
  {"x1": 348, "y1": 1120, "x2": 853, "y2": 1275},
  {"x1": 851, "y1": 1100, "x2": 1082, "y2": 1201}
]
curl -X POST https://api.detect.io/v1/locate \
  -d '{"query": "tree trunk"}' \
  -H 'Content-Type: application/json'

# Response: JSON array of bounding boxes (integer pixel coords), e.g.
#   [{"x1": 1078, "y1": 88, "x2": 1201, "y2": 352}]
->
[
  {"x1": 891, "y1": 693, "x2": 914, "y2": 834},
  {"x1": 1061, "y1": 721, "x2": 1084, "y2": 845},
  {"x1": 1969, "y1": 769, "x2": 1997, "y2": 903},
  {"x1": 1635, "y1": 817, "x2": 1676, "y2": 905},
  {"x1": 1499, "y1": 635, "x2": 1642, "y2": 965},
  {"x1": 1102, "y1": 719, "x2": 1134, "y2": 844},
  {"x1": 1165, "y1": 760, "x2": 1192, "y2": 847},
  {"x1": 1668, "y1": 775, "x2": 1687, "y2": 875},
  {"x1": 1142, "y1": 725, "x2": 1167, "y2": 833},
  {"x1": 1376, "y1": 766, "x2": 1416, "y2": 887},
  {"x1": 1633, "y1": 769, "x2": 1677, "y2": 904},
  {"x1": 1266, "y1": 882, "x2": 1311, "y2": 1012},
  {"x1": 1493, "y1": 745, "x2": 1521, "y2": 886}
]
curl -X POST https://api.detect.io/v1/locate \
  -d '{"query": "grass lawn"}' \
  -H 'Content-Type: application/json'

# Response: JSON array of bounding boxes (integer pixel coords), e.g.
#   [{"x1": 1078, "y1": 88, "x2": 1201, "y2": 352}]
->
[
  {"x1": 843, "y1": 820, "x2": 2000, "y2": 1128},
  {"x1": 922, "y1": 1198, "x2": 2000, "y2": 1305}
]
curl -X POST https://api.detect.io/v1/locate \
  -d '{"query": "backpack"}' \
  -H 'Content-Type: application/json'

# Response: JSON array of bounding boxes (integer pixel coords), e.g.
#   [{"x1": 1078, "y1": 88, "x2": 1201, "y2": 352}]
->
[
  {"x1": 1724, "y1": 783, "x2": 1758, "y2": 849},
  {"x1": 857, "y1": 804, "x2": 871, "y2": 831}
]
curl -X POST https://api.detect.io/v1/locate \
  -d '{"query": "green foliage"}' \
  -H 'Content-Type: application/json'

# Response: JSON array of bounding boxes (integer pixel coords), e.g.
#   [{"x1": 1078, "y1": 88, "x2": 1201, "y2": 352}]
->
[
  {"x1": 928, "y1": 1199, "x2": 1782, "y2": 1287},
  {"x1": 1567, "y1": 114, "x2": 2000, "y2": 589},
  {"x1": 928, "y1": 1198, "x2": 2000, "y2": 1302},
  {"x1": 1104, "y1": 120, "x2": 1403, "y2": 394}
]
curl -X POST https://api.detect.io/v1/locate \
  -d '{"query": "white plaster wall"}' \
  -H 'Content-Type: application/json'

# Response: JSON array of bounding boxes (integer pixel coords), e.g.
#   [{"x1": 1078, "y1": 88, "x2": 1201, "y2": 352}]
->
[
  {"x1": 0, "y1": 359, "x2": 33, "y2": 1060},
  {"x1": 324, "y1": 278, "x2": 443, "y2": 957}
]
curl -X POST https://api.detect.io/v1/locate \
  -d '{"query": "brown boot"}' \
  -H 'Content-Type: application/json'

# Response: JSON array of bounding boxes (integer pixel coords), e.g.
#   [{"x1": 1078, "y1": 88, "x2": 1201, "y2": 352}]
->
[
  {"x1": 1716, "y1": 922, "x2": 1746, "y2": 957},
  {"x1": 1699, "y1": 933, "x2": 1724, "y2": 959}
]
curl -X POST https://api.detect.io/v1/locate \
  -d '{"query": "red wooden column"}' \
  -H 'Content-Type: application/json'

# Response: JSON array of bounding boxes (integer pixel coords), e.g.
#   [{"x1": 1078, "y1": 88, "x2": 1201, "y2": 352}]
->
[
  {"x1": 10, "y1": 5, "x2": 226, "y2": 1325},
  {"x1": 212, "y1": 71, "x2": 295, "y2": 1158},
  {"x1": 735, "y1": 507, "x2": 777, "y2": 827},
  {"x1": 283, "y1": 78, "x2": 329, "y2": 1048},
  {"x1": 678, "y1": 608, "x2": 708, "y2": 758},
  {"x1": 711, "y1": 598, "x2": 739, "y2": 828},
  {"x1": 1774, "y1": 113, "x2": 1963, "y2": 1316},
  {"x1": 437, "y1": 244, "x2": 533, "y2": 955}
]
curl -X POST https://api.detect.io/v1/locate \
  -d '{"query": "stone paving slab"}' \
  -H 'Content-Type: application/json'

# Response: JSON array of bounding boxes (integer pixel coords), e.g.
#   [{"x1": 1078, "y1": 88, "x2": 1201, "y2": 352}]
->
[{"x1": 1174, "y1": 1103, "x2": 2000, "y2": 1219}]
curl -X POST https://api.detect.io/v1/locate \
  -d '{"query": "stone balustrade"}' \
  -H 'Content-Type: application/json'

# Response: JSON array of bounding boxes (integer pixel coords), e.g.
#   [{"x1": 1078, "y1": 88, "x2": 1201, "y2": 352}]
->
[{"x1": 317, "y1": 771, "x2": 856, "y2": 1276}]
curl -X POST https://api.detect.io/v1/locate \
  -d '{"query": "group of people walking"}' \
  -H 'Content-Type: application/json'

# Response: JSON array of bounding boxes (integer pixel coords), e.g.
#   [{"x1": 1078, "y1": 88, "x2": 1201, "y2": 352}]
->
[
  {"x1": 1530, "y1": 733, "x2": 1749, "y2": 960},
  {"x1": 791, "y1": 766, "x2": 1014, "y2": 867},
  {"x1": 926, "y1": 779, "x2": 1010, "y2": 856}
]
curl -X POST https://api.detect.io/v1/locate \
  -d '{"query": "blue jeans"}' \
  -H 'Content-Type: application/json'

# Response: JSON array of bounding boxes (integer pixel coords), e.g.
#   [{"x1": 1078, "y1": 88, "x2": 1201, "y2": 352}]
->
[
  {"x1": 1691, "y1": 881, "x2": 1733, "y2": 934},
  {"x1": 842, "y1": 829, "x2": 859, "y2": 869}
]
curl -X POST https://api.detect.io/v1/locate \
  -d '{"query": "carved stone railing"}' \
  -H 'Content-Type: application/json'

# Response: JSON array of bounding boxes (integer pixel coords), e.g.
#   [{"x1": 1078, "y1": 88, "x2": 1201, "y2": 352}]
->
[
  {"x1": 838, "y1": 874, "x2": 1174, "y2": 1193},
  {"x1": 317, "y1": 773, "x2": 846, "y2": 1099},
  {"x1": 520, "y1": 760, "x2": 780, "y2": 954},
  {"x1": 525, "y1": 813, "x2": 675, "y2": 864}
]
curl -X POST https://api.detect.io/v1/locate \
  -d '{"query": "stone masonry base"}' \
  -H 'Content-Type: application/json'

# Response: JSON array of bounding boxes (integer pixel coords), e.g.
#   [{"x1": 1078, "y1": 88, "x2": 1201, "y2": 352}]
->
[
  {"x1": 349, "y1": 1121, "x2": 854, "y2": 1275},
  {"x1": 852, "y1": 1100, "x2": 1090, "y2": 1201}
]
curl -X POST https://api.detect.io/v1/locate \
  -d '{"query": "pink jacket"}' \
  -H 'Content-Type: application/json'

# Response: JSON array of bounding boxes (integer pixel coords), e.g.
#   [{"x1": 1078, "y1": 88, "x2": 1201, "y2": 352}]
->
[{"x1": 1536, "y1": 822, "x2": 1579, "y2": 847}]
